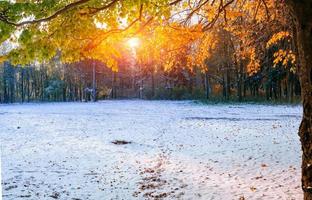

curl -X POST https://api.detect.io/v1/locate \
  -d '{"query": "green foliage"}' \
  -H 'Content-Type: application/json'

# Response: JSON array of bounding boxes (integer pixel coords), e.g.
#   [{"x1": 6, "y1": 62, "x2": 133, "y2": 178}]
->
[
  {"x1": 0, "y1": 0, "x2": 176, "y2": 66},
  {"x1": 0, "y1": 22, "x2": 14, "y2": 44}
]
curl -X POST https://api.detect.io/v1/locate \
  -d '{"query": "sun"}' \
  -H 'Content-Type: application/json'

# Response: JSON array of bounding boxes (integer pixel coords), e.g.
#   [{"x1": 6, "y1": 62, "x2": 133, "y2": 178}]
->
[{"x1": 127, "y1": 37, "x2": 140, "y2": 48}]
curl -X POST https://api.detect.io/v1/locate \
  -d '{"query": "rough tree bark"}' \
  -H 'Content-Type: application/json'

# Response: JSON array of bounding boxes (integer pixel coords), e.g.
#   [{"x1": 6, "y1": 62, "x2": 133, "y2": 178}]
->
[{"x1": 286, "y1": 1, "x2": 312, "y2": 199}]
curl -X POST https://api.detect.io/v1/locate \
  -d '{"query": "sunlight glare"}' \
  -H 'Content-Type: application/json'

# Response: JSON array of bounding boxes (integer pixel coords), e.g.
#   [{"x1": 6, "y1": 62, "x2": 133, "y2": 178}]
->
[{"x1": 127, "y1": 37, "x2": 140, "y2": 48}]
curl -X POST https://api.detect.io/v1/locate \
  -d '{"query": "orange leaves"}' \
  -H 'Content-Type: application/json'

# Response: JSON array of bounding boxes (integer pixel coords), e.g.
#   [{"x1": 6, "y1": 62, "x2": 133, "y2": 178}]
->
[
  {"x1": 266, "y1": 31, "x2": 290, "y2": 48},
  {"x1": 267, "y1": 31, "x2": 296, "y2": 72},
  {"x1": 273, "y1": 49, "x2": 296, "y2": 72},
  {"x1": 226, "y1": 10, "x2": 244, "y2": 20},
  {"x1": 133, "y1": 23, "x2": 204, "y2": 72},
  {"x1": 106, "y1": 58, "x2": 119, "y2": 72},
  {"x1": 247, "y1": 47, "x2": 260, "y2": 75},
  {"x1": 0, "y1": 56, "x2": 7, "y2": 64},
  {"x1": 164, "y1": 60, "x2": 174, "y2": 71},
  {"x1": 186, "y1": 31, "x2": 219, "y2": 70}
]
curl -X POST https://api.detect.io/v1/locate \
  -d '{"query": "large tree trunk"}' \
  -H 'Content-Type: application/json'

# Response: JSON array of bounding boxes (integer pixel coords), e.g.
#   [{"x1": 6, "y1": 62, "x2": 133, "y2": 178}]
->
[{"x1": 286, "y1": 1, "x2": 312, "y2": 199}]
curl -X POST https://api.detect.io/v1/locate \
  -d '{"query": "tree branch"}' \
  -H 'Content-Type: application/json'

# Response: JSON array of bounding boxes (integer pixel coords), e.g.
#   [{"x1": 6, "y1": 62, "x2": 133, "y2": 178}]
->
[
  {"x1": 0, "y1": 0, "x2": 119, "y2": 27},
  {"x1": 260, "y1": 0, "x2": 270, "y2": 20},
  {"x1": 169, "y1": 0, "x2": 184, "y2": 6},
  {"x1": 184, "y1": 0, "x2": 210, "y2": 24},
  {"x1": 202, "y1": 0, "x2": 235, "y2": 31}
]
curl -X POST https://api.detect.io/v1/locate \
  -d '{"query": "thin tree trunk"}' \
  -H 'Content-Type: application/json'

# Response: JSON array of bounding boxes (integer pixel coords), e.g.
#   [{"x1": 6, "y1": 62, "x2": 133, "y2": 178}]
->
[
  {"x1": 205, "y1": 72, "x2": 210, "y2": 99},
  {"x1": 151, "y1": 68, "x2": 155, "y2": 98},
  {"x1": 237, "y1": 61, "x2": 243, "y2": 102},
  {"x1": 21, "y1": 69, "x2": 24, "y2": 103},
  {"x1": 112, "y1": 71, "x2": 117, "y2": 99},
  {"x1": 92, "y1": 61, "x2": 96, "y2": 102},
  {"x1": 226, "y1": 65, "x2": 230, "y2": 101},
  {"x1": 27, "y1": 70, "x2": 30, "y2": 102}
]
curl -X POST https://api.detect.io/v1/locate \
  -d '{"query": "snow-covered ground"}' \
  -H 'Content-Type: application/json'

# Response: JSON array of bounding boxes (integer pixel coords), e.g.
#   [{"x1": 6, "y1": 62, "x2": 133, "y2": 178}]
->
[{"x1": 0, "y1": 100, "x2": 303, "y2": 200}]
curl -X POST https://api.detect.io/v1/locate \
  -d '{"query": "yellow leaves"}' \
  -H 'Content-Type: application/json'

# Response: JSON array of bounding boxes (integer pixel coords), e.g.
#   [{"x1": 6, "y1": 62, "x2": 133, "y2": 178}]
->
[
  {"x1": 78, "y1": 8, "x2": 90, "y2": 16},
  {"x1": 186, "y1": 31, "x2": 219, "y2": 71},
  {"x1": 133, "y1": 23, "x2": 204, "y2": 72},
  {"x1": 91, "y1": 47, "x2": 120, "y2": 72},
  {"x1": 182, "y1": 1, "x2": 188, "y2": 9},
  {"x1": 61, "y1": 51, "x2": 81, "y2": 64},
  {"x1": 106, "y1": 58, "x2": 119, "y2": 72},
  {"x1": 266, "y1": 31, "x2": 290, "y2": 48},
  {"x1": 247, "y1": 47, "x2": 260, "y2": 75},
  {"x1": 0, "y1": 56, "x2": 7, "y2": 64},
  {"x1": 226, "y1": 10, "x2": 244, "y2": 20},
  {"x1": 164, "y1": 60, "x2": 174, "y2": 71},
  {"x1": 247, "y1": 59, "x2": 260, "y2": 75},
  {"x1": 273, "y1": 49, "x2": 296, "y2": 72}
]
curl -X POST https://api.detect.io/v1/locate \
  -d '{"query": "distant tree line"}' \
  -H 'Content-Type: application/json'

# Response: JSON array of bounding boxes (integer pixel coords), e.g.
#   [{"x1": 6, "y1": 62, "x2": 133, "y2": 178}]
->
[{"x1": 0, "y1": 55, "x2": 301, "y2": 103}]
